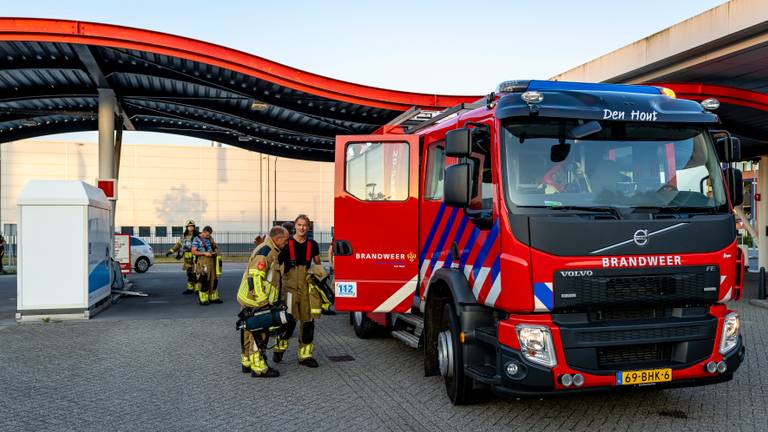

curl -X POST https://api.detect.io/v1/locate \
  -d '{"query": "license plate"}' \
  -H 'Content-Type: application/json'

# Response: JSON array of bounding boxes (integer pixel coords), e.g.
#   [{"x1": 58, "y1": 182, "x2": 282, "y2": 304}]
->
[{"x1": 616, "y1": 368, "x2": 672, "y2": 385}]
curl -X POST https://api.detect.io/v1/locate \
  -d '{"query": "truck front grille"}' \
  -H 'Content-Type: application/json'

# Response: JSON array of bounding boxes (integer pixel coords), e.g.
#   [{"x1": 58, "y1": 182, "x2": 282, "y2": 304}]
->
[
  {"x1": 597, "y1": 344, "x2": 672, "y2": 368},
  {"x1": 553, "y1": 266, "x2": 719, "y2": 310},
  {"x1": 557, "y1": 313, "x2": 716, "y2": 372}
]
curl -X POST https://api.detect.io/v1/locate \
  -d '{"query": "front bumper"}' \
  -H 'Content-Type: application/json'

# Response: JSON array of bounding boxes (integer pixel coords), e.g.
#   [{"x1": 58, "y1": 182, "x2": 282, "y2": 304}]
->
[
  {"x1": 487, "y1": 337, "x2": 743, "y2": 397},
  {"x1": 466, "y1": 307, "x2": 744, "y2": 397}
]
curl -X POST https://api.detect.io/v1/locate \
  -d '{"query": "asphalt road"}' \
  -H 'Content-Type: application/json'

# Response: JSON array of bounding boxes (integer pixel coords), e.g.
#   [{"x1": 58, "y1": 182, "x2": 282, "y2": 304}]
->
[{"x1": 0, "y1": 264, "x2": 767, "y2": 431}]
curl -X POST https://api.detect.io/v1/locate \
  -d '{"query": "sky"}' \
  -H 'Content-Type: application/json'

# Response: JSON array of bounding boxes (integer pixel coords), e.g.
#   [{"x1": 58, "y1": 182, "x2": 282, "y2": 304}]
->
[{"x1": 2, "y1": 0, "x2": 728, "y2": 145}]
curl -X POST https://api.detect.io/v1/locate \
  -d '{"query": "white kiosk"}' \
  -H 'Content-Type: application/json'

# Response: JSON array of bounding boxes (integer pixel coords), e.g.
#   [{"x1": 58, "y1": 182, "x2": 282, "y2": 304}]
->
[{"x1": 16, "y1": 180, "x2": 113, "y2": 321}]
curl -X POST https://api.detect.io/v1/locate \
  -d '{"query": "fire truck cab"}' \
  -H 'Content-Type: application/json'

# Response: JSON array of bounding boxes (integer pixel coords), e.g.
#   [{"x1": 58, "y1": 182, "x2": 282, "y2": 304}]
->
[{"x1": 332, "y1": 80, "x2": 745, "y2": 404}]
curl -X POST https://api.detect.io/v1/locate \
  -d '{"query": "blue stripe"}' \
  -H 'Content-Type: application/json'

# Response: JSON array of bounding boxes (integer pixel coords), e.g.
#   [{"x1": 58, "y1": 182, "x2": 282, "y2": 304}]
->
[
  {"x1": 443, "y1": 216, "x2": 469, "y2": 269},
  {"x1": 490, "y1": 254, "x2": 501, "y2": 283},
  {"x1": 471, "y1": 221, "x2": 500, "y2": 282},
  {"x1": 458, "y1": 226, "x2": 480, "y2": 271},
  {"x1": 533, "y1": 283, "x2": 553, "y2": 311},
  {"x1": 428, "y1": 208, "x2": 459, "y2": 274},
  {"x1": 419, "y1": 203, "x2": 446, "y2": 265}
]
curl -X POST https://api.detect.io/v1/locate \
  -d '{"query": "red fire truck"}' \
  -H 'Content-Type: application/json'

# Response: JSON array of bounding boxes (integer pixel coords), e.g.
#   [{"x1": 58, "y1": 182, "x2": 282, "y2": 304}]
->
[{"x1": 332, "y1": 80, "x2": 745, "y2": 404}]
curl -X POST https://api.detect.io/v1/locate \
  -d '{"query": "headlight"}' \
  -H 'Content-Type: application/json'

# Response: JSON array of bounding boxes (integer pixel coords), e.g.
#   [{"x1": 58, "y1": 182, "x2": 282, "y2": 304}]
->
[
  {"x1": 516, "y1": 325, "x2": 557, "y2": 368},
  {"x1": 719, "y1": 312, "x2": 741, "y2": 355}
]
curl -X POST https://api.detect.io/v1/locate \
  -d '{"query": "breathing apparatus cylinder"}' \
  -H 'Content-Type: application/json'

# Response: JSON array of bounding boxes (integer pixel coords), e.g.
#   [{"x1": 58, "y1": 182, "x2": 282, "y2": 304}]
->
[{"x1": 244, "y1": 308, "x2": 292, "y2": 332}]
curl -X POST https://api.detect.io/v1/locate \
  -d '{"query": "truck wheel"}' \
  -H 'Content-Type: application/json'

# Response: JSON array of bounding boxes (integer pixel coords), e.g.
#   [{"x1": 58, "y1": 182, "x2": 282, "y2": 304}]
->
[
  {"x1": 351, "y1": 311, "x2": 378, "y2": 339},
  {"x1": 135, "y1": 257, "x2": 150, "y2": 273},
  {"x1": 439, "y1": 303, "x2": 473, "y2": 405}
]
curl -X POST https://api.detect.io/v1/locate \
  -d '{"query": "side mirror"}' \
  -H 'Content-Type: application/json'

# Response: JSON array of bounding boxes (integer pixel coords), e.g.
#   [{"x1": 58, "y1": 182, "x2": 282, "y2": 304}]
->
[
  {"x1": 444, "y1": 163, "x2": 472, "y2": 207},
  {"x1": 714, "y1": 133, "x2": 742, "y2": 162},
  {"x1": 724, "y1": 167, "x2": 744, "y2": 207},
  {"x1": 446, "y1": 128, "x2": 472, "y2": 157},
  {"x1": 728, "y1": 137, "x2": 742, "y2": 162}
]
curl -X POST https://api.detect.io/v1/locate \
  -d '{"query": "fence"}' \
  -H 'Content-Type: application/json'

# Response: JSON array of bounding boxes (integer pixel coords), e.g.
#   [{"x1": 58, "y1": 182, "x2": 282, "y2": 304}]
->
[{"x1": 140, "y1": 231, "x2": 334, "y2": 256}]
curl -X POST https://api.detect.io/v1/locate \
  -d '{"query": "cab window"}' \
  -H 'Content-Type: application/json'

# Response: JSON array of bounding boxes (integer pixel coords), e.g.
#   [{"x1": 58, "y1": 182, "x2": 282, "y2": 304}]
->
[
  {"x1": 468, "y1": 133, "x2": 493, "y2": 213},
  {"x1": 345, "y1": 142, "x2": 410, "y2": 201},
  {"x1": 424, "y1": 143, "x2": 445, "y2": 200}
]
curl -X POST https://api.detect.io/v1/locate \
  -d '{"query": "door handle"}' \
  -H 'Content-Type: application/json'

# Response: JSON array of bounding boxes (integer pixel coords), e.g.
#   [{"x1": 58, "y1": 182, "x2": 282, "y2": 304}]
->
[{"x1": 333, "y1": 239, "x2": 353, "y2": 256}]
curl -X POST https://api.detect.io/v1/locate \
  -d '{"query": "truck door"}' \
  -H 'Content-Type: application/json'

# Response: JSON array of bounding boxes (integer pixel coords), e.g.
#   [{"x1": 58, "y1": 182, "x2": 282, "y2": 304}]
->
[{"x1": 333, "y1": 134, "x2": 419, "y2": 313}]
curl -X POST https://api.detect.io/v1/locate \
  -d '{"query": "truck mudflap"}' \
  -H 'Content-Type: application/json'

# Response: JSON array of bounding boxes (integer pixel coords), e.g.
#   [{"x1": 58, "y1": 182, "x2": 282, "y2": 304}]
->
[{"x1": 464, "y1": 314, "x2": 744, "y2": 397}]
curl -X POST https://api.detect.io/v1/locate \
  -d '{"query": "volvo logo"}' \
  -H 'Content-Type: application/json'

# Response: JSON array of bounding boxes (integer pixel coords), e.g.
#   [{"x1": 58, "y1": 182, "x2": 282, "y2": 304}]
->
[
  {"x1": 589, "y1": 223, "x2": 688, "y2": 255},
  {"x1": 559, "y1": 270, "x2": 593, "y2": 277},
  {"x1": 633, "y1": 229, "x2": 649, "y2": 247}
]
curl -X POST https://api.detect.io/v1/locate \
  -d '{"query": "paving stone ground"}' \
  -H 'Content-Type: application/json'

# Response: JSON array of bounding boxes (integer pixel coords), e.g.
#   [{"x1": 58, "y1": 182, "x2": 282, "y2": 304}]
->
[{"x1": 1, "y1": 264, "x2": 767, "y2": 431}]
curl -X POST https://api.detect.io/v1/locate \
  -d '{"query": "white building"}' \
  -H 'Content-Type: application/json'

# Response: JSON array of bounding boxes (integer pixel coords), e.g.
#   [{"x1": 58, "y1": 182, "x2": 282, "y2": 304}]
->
[{"x1": 0, "y1": 139, "x2": 334, "y2": 237}]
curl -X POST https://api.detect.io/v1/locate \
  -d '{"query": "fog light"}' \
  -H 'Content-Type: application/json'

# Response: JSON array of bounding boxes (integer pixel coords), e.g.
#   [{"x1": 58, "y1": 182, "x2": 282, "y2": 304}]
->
[
  {"x1": 521, "y1": 91, "x2": 544, "y2": 104},
  {"x1": 505, "y1": 362, "x2": 519, "y2": 377},
  {"x1": 706, "y1": 361, "x2": 717, "y2": 374},
  {"x1": 560, "y1": 374, "x2": 573, "y2": 387},
  {"x1": 700, "y1": 98, "x2": 720, "y2": 110},
  {"x1": 717, "y1": 361, "x2": 727, "y2": 373},
  {"x1": 572, "y1": 373, "x2": 585, "y2": 387}
]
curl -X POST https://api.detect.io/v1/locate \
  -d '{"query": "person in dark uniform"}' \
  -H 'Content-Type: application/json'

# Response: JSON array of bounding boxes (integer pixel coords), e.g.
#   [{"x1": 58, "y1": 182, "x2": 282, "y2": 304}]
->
[{"x1": 273, "y1": 214, "x2": 322, "y2": 367}]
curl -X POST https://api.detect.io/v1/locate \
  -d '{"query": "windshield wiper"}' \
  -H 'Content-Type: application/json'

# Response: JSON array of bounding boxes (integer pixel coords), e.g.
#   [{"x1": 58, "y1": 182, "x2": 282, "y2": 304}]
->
[
  {"x1": 521, "y1": 204, "x2": 622, "y2": 219},
  {"x1": 548, "y1": 205, "x2": 622, "y2": 219},
  {"x1": 632, "y1": 206, "x2": 719, "y2": 215}
]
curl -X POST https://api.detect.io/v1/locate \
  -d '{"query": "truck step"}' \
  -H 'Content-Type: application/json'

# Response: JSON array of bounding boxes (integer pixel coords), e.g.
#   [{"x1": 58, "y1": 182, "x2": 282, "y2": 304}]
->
[
  {"x1": 473, "y1": 326, "x2": 498, "y2": 346},
  {"x1": 464, "y1": 365, "x2": 501, "y2": 385},
  {"x1": 393, "y1": 313, "x2": 424, "y2": 336},
  {"x1": 391, "y1": 330, "x2": 421, "y2": 349}
]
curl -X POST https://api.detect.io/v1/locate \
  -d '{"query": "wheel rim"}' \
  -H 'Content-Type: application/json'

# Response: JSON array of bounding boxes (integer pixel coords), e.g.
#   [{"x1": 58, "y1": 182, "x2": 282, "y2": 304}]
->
[
  {"x1": 137, "y1": 259, "x2": 148, "y2": 272},
  {"x1": 353, "y1": 311, "x2": 364, "y2": 327},
  {"x1": 437, "y1": 330, "x2": 454, "y2": 378}
]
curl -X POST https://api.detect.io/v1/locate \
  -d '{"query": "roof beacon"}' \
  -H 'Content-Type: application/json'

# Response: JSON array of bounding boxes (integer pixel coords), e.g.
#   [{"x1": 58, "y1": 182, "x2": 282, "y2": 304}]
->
[
  {"x1": 701, "y1": 98, "x2": 720, "y2": 111},
  {"x1": 496, "y1": 80, "x2": 531, "y2": 94},
  {"x1": 659, "y1": 87, "x2": 677, "y2": 98}
]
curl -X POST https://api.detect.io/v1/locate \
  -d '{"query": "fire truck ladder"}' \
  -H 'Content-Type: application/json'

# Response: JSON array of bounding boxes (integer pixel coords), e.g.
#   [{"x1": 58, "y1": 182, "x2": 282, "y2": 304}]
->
[{"x1": 383, "y1": 101, "x2": 486, "y2": 134}]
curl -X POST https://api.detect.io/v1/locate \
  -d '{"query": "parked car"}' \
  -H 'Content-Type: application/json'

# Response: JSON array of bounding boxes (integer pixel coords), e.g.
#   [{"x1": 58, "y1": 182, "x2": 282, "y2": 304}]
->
[{"x1": 130, "y1": 236, "x2": 155, "y2": 273}]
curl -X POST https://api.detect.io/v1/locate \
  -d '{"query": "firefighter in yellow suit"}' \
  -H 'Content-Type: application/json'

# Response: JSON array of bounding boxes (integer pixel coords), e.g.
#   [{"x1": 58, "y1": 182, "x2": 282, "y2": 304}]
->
[
  {"x1": 192, "y1": 226, "x2": 221, "y2": 305},
  {"x1": 166, "y1": 220, "x2": 198, "y2": 295},
  {"x1": 237, "y1": 226, "x2": 289, "y2": 377},
  {"x1": 273, "y1": 214, "x2": 325, "y2": 367}
]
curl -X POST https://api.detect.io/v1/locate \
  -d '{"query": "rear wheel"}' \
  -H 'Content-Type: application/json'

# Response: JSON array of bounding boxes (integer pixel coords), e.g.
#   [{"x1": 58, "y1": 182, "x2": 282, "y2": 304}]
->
[
  {"x1": 439, "y1": 303, "x2": 473, "y2": 405},
  {"x1": 351, "y1": 311, "x2": 379, "y2": 339}
]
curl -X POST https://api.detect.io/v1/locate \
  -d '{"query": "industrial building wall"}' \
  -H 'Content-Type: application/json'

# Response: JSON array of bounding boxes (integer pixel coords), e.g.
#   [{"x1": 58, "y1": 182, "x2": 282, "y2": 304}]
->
[{"x1": 0, "y1": 140, "x2": 334, "y2": 235}]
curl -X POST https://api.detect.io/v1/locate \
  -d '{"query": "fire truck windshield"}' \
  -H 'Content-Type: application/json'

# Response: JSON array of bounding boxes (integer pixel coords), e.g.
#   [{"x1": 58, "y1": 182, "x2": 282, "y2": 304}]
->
[{"x1": 501, "y1": 119, "x2": 728, "y2": 213}]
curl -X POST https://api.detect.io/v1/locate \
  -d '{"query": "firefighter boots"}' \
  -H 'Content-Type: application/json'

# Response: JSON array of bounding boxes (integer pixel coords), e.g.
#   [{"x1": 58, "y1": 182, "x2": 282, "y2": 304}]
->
[
  {"x1": 198, "y1": 290, "x2": 210, "y2": 305},
  {"x1": 182, "y1": 281, "x2": 195, "y2": 295},
  {"x1": 273, "y1": 338, "x2": 288, "y2": 363},
  {"x1": 249, "y1": 351, "x2": 279, "y2": 378},
  {"x1": 210, "y1": 289, "x2": 223, "y2": 304},
  {"x1": 298, "y1": 343, "x2": 318, "y2": 368}
]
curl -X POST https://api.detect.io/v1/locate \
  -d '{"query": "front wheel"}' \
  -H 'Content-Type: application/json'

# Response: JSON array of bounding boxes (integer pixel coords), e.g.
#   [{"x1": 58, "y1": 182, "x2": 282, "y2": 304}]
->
[
  {"x1": 351, "y1": 312, "x2": 379, "y2": 339},
  {"x1": 135, "y1": 256, "x2": 150, "y2": 273},
  {"x1": 439, "y1": 303, "x2": 474, "y2": 405}
]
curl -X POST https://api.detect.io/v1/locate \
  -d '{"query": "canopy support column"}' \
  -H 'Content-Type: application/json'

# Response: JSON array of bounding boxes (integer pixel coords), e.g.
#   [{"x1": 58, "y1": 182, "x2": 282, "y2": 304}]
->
[
  {"x1": 98, "y1": 89, "x2": 117, "y2": 231},
  {"x1": 759, "y1": 156, "x2": 768, "y2": 271}
]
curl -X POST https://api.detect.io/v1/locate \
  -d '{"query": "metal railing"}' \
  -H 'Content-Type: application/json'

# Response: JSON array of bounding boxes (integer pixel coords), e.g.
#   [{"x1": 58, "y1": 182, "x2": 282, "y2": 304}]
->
[{"x1": 139, "y1": 231, "x2": 333, "y2": 256}]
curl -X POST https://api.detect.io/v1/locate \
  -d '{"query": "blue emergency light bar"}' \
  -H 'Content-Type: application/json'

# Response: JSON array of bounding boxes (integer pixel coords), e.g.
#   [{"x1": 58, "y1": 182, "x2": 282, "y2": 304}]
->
[
  {"x1": 527, "y1": 80, "x2": 663, "y2": 95},
  {"x1": 496, "y1": 79, "x2": 665, "y2": 95}
]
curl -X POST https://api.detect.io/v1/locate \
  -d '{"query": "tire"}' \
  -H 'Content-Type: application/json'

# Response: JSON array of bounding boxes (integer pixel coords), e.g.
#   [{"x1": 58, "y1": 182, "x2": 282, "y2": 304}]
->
[
  {"x1": 135, "y1": 256, "x2": 150, "y2": 273},
  {"x1": 440, "y1": 303, "x2": 474, "y2": 405},
  {"x1": 351, "y1": 311, "x2": 379, "y2": 339}
]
